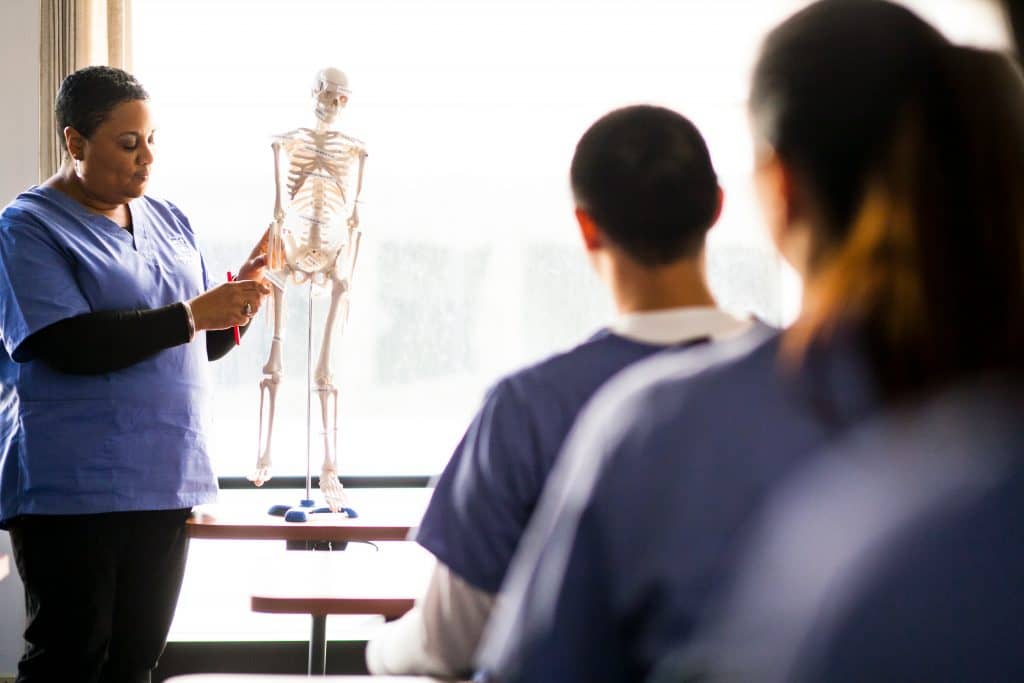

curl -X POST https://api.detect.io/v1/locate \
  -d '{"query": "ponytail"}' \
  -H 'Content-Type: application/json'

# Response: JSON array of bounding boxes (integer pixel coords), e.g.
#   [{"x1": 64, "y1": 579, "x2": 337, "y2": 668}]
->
[{"x1": 790, "y1": 47, "x2": 1024, "y2": 399}]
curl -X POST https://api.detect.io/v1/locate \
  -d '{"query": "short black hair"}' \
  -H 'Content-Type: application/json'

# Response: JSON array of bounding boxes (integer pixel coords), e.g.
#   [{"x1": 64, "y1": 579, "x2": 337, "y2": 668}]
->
[
  {"x1": 54, "y1": 65, "x2": 149, "y2": 154},
  {"x1": 570, "y1": 105, "x2": 719, "y2": 267}
]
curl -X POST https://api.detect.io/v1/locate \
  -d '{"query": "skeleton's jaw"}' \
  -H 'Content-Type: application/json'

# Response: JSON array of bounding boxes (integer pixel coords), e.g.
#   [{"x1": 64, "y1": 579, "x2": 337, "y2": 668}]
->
[{"x1": 314, "y1": 103, "x2": 341, "y2": 127}]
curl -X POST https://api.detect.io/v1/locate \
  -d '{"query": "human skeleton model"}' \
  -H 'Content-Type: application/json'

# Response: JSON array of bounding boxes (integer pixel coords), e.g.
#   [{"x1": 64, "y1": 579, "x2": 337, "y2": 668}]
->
[{"x1": 248, "y1": 67, "x2": 367, "y2": 514}]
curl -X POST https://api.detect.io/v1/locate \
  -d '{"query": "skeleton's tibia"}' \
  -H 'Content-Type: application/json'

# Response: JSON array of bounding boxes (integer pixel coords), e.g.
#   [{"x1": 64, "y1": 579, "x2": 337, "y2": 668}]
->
[
  {"x1": 250, "y1": 284, "x2": 287, "y2": 485},
  {"x1": 316, "y1": 273, "x2": 350, "y2": 512}
]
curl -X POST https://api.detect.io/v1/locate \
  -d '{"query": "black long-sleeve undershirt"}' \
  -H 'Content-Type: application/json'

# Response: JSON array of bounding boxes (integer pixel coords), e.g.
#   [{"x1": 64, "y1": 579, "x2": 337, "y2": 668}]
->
[{"x1": 17, "y1": 303, "x2": 251, "y2": 375}]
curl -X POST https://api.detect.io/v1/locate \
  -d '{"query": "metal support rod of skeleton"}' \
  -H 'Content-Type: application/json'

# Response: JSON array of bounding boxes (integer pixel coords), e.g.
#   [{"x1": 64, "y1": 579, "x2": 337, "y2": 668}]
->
[{"x1": 248, "y1": 67, "x2": 367, "y2": 514}]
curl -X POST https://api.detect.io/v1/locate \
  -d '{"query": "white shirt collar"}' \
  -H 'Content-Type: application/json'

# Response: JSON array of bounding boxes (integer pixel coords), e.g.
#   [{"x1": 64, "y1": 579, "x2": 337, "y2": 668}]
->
[{"x1": 609, "y1": 306, "x2": 751, "y2": 346}]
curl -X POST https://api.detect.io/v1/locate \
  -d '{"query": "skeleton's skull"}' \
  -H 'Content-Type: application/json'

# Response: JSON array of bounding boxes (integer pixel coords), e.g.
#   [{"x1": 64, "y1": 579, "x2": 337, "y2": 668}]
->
[{"x1": 312, "y1": 67, "x2": 350, "y2": 124}]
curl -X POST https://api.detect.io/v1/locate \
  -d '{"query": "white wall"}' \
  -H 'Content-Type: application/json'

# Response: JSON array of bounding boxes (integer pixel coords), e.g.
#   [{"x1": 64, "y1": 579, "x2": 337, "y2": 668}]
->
[{"x1": 0, "y1": 0, "x2": 39, "y2": 675}]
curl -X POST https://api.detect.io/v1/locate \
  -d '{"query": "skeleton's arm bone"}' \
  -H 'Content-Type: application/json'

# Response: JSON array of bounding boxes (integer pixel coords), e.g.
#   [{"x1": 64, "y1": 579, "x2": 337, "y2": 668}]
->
[
  {"x1": 345, "y1": 230, "x2": 363, "y2": 290},
  {"x1": 348, "y1": 150, "x2": 368, "y2": 229},
  {"x1": 272, "y1": 141, "x2": 285, "y2": 223}
]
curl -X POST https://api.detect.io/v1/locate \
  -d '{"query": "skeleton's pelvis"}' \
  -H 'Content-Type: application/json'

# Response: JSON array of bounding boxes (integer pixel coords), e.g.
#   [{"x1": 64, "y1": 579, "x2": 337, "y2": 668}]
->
[{"x1": 281, "y1": 212, "x2": 347, "y2": 279}]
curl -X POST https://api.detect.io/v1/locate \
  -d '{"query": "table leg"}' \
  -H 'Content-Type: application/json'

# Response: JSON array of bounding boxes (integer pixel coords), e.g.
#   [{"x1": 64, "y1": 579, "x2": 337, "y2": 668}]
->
[{"x1": 309, "y1": 614, "x2": 327, "y2": 675}]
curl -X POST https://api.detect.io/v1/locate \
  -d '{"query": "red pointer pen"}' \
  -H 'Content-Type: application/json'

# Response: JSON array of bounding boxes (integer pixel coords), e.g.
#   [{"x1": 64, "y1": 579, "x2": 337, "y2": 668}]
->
[{"x1": 226, "y1": 271, "x2": 241, "y2": 345}]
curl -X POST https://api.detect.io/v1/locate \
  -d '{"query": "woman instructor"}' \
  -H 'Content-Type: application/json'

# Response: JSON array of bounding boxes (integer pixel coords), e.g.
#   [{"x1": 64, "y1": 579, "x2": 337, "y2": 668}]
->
[{"x1": 0, "y1": 65, "x2": 269, "y2": 682}]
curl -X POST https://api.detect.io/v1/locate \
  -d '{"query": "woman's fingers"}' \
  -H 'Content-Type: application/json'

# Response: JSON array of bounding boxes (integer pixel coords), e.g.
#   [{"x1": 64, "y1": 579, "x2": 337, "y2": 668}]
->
[
  {"x1": 190, "y1": 281, "x2": 271, "y2": 331},
  {"x1": 236, "y1": 281, "x2": 269, "y2": 312},
  {"x1": 237, "y1": 254, "x2": 268, "y2": 283}
]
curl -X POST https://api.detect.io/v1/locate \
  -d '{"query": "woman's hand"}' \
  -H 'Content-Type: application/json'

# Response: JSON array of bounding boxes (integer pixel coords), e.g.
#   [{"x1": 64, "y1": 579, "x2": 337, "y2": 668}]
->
[
  {"x1": 237, "y1": 228, "x2": 277, "y2": 283},
  {"x1": 188, "y1": 280, "x2": 271, "y2": 331},
  {"x1": 237, "y1": 254, "x2": 268, "y2": 284}
]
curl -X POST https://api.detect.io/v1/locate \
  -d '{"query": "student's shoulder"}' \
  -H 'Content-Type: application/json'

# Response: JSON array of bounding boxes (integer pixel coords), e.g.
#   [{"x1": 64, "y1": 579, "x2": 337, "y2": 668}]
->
[
  {"x1": 655, "y1": 326, "x2": 779, "y2": 406},
  {"x1": 543, "y1": 325, "x2": 781, "y2": 511},
  {"x1": 503, "y1": 329, "x2": 651, "y2": 390},
  {"x1": 588, "y1": 323, "x2": 781, "y2": 433}
]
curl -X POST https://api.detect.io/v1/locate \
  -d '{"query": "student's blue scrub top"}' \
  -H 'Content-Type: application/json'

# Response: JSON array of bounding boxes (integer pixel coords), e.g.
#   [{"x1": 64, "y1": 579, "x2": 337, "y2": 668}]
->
[
  {"x1": 0, "y1": 186, "x2": 218, "y2": 526},
  {"x1": 478, "y1": 325, "x2": 880, "y2": 683},
  {"x1": 665, "y1": 384, "x2": 1024, "y2": 683},
  {"x1": 416, "y1": 329, "x2": 684, "y2": 594}
]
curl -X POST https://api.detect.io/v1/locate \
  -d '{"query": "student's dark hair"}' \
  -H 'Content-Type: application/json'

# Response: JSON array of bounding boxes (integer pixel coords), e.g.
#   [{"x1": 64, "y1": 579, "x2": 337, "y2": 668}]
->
[
  {"x1": 570, "y1": 105, "x2": 719, "y2": 267},
  {"x1": 54, "y1": 65, "x2": 149, "y2": 156},
  {"x1": 752, "y1": 0, "x2": 1024, "y2": 399}
]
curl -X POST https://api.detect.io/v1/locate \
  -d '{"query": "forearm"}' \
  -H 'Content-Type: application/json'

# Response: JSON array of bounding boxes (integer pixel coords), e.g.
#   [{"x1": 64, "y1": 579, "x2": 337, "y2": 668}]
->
[
  {"x1": 365, "y1": 560, "x2": 496, "y2": 678},
  {"x1": 205, "y1": 318, "x2": 253, "y2": 361},
  {"x1": 21, "y1": 303, "x2": 193, "y2": 374}
]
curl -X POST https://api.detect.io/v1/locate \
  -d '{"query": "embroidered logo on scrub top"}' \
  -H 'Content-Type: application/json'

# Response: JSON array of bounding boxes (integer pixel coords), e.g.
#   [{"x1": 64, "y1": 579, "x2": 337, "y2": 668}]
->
[{"x1": 167, "y1": 235, "x2": 197, "y2": 264}]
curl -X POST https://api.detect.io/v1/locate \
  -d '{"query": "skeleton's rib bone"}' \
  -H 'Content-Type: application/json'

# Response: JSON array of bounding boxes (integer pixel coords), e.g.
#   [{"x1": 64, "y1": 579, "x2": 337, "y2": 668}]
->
[
  {"x1": 298, "y1": 143, "x2": 352, "y2": 163},
  {"x1": 296, "y1": 168, "x2": 342, "y2": 182}
]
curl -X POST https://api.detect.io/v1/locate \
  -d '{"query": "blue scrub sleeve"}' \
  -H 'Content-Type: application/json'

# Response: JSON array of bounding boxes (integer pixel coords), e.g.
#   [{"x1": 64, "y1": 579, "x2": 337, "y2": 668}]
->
[
  {"x1": 417, "y1": 379, "x2": 545, "y2": 594},
  {"x1": 0, "y1": 209, "x2": 92, "y2": 358}
]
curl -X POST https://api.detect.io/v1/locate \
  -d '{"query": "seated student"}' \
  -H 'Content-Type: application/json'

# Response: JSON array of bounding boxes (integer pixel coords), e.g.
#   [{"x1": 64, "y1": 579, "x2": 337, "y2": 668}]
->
[
  {"x1": 365, "y1": 105, "x2": 749, "y2": 677},
  {"x1": 652, "y1": 44, "x2": 1024, "y2": 683},
  {"x1": 475, "y1": 2, "x2": 1024, "y2": 681}
]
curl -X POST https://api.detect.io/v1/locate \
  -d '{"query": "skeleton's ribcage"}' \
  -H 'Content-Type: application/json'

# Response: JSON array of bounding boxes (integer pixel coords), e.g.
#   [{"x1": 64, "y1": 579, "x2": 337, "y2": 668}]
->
[{"x1": 280, "y1": 132, "x2": 361, "y2": 274}]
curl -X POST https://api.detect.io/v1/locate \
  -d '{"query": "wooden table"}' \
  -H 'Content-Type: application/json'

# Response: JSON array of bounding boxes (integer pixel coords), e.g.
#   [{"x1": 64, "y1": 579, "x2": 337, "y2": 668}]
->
[
  {"x1": 188, "y1": 488, "x2": 431, "y2": 544},
  {"x1": 167, "y1": 676, "x2": 450, "y2": 682},
  {"x1": 250, "y1": 543, "x2": 433, "y2": 675},
  {"x1": 186, "y1": 489, "x2": 432, "y2": 673}
]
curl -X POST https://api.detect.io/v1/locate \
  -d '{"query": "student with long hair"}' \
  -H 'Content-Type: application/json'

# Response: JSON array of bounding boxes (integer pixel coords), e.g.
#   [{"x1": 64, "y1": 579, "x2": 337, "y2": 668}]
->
[
  {"x1": 475, "y1": 2, "x2": 1024, "y2": 681},
  {"x1": 652, "y1": 41, "x2": 1024, "y2": 683}
]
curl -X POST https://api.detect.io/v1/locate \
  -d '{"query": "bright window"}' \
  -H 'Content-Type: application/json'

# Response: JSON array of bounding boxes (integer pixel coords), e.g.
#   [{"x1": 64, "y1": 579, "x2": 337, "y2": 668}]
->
[
  {"x1": 131, "y1": 0, "x2": 1009, "y2": 483},
  {"x1": 131, "y1": 0, "x2": 1010, "y2": 646}
]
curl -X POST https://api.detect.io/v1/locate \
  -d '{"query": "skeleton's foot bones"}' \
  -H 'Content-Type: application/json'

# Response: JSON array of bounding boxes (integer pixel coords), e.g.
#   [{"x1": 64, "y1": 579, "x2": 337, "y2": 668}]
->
[{"x1": 319, "y1": 462, "x2": 350, "y2": 514}]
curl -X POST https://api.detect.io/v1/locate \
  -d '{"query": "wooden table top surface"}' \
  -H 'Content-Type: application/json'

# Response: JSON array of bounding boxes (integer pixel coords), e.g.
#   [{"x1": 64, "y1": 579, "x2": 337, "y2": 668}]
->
[
  {"x1": 188, "y1": 488, "x2": 432, "y2": 543},
  {"x1": 166, "y1": 676, "x2": 454, "y2": 682}
]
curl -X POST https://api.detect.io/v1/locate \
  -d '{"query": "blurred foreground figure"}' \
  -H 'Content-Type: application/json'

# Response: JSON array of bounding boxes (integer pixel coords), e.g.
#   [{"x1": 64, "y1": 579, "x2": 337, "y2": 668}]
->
[{"x1": 654, "y1": 383, "x2": 1024, "y2": 682}]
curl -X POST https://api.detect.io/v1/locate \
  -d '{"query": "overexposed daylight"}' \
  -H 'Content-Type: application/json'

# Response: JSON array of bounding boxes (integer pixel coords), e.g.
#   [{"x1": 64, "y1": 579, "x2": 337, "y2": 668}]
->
[{"x1": 68, "y1": 0, "x2": 1017, "y2": 644}]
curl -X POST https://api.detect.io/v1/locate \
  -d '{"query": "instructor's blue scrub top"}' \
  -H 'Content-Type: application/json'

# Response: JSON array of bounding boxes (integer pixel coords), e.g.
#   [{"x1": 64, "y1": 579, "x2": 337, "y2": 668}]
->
[{"x1": 0, "y1": 186, "x2": 218, "y2": 526}]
